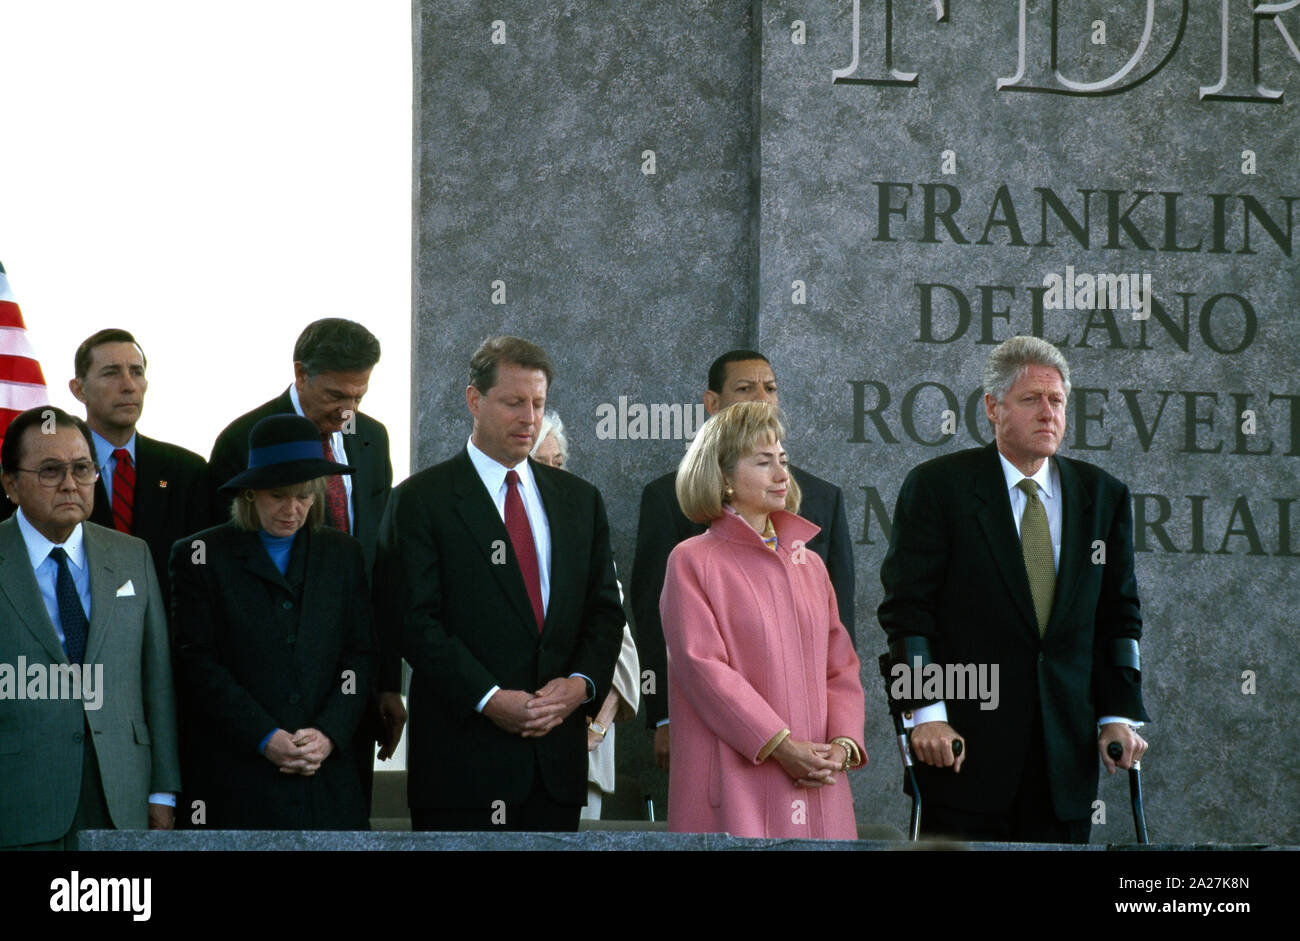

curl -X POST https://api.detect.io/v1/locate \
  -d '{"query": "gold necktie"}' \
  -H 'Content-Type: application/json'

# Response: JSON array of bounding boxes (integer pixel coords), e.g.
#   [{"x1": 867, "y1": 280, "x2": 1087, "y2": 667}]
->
[{"x1": 1016, "y1": 478, "x2": 1055, "y2": 636}]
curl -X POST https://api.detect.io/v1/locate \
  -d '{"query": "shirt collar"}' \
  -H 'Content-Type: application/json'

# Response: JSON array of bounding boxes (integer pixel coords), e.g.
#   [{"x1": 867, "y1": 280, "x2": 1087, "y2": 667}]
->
[
  {"x1": 997, "y1": 450, "x2": 1055, "y2": 500},
  {"x1": 466, "y1": 436, "x2": 536, "y2": 494},
  {"x1": 288, "y1": 383, "x2": 307, "y2": 420},
  {"x1": 290, "y1": 384, "x2": 344, "y2": 456},
  {"x1": 90, "y1": 428, "x2": 136, "y2": 469},
  {"x1": 15, "y1": 507, "x2": 87, "y2": 571}
]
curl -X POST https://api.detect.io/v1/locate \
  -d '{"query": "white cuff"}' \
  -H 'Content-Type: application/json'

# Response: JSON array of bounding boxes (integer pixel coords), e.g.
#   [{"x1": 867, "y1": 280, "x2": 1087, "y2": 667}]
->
[
  {"x1": 902, "y1": 701, "x2": 948, "y2": 729},
  {"x1": 1098, "y1": 716, "x2": 1142, "y2": 729}
]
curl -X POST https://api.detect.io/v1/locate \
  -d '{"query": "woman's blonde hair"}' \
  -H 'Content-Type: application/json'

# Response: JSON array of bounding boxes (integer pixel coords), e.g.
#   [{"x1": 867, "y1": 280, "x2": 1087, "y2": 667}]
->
[
  {"x1": 675, "y1": 401, "x2": 801, "y2": 523},
  {"x1": 230, "y1": 476, "x2": 328, "y2": 532}
]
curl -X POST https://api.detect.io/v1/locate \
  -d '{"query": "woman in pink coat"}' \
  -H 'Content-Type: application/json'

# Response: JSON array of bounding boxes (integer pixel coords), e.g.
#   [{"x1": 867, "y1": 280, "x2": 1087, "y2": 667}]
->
[{"x1": 661, "y1": 402, "x2": 867, "y2": 839}]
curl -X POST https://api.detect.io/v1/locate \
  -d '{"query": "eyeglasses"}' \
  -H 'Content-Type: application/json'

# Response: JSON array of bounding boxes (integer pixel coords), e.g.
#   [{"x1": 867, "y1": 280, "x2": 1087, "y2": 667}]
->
[{"x1": 13, "y1": 461, "x2": 99, "y2": 486}]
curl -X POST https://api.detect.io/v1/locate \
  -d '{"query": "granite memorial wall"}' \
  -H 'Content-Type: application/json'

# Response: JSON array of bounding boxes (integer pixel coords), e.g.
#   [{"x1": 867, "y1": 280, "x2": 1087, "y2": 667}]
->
[{"x1": 415, "y1": 0, "x2": 1298, "y2": 843}]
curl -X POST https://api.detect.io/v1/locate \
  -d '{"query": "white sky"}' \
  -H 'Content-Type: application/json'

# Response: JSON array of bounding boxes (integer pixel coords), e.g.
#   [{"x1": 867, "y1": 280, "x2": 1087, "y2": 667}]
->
[{"x1": 0, "y1": 1, "x2": 412, "y2": 480}]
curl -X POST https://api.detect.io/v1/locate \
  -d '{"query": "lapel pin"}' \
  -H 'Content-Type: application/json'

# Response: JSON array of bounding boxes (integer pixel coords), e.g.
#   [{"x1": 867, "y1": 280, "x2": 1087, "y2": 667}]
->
[{"x1": 159, "y1": 481, "x2": 168, "y2": 488}]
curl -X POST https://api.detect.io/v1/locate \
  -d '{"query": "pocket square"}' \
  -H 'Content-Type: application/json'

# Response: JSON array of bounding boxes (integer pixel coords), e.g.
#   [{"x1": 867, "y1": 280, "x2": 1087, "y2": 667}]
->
[{"x1": 116, "y1": 580, "x2": 136, "y2": 597}]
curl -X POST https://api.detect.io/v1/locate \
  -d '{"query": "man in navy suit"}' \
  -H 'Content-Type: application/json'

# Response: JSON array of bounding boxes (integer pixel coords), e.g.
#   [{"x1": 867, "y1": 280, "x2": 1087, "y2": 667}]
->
[
  {"x1": 373, "y1": 336, "x2": 624, "y2": 831},
  {"x1": 631, "y1": 350, "x2": 856, "y2": 770},
  {"x1": 878, "y1": 336, "x2": 1149, "y2": 843},
  {"x1": 69, "y1": 329, "x2": 209, "y2": 613}
]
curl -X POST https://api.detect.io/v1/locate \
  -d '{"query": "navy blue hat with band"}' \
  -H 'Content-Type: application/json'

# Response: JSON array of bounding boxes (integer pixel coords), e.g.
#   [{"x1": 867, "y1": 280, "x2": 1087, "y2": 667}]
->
[{"x1": 219, "y1": 414, "x2": 354, "y2": 492}]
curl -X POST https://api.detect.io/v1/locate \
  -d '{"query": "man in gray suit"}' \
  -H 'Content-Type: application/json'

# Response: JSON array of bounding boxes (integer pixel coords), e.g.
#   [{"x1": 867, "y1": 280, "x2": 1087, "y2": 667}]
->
[{"x1": 0, "y1": 406, "x2": 180, "y2": 849}]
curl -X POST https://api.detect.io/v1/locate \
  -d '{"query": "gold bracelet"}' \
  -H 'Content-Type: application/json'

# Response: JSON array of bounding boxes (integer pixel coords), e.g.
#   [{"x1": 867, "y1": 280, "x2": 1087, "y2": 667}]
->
[
  {"x1": 757, "y1": 728, "x2": 792, "y2": 762},
  {"x1": 831, "y1": 736, "x2": 860, "y2": 770}
]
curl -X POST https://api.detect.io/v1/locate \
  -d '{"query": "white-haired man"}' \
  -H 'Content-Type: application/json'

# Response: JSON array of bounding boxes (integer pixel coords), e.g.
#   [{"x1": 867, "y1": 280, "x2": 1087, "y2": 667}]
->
[{"x1": 878, "y1": 336, "x2": 1149, "y2": 842}]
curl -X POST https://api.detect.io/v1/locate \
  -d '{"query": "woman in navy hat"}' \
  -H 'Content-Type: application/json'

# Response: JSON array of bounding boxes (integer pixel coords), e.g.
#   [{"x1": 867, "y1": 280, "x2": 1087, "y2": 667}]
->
[{"x1": 169, "y1": 414, "x2": 375, "y2": 830}]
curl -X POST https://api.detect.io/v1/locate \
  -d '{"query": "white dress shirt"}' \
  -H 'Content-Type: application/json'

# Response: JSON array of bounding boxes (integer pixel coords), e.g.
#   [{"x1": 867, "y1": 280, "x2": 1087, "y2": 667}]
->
[
  {"x1": 15, "y1": 510, "x2": 89, "y2": 647},
  {"x1": 465, "y1": 436, "x2": 568, "y2": 712}
]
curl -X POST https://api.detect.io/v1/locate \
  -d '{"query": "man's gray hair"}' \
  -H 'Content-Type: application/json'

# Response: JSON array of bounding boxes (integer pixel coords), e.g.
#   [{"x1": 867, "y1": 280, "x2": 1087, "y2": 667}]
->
[{"x1": 983, "y1": 336, "x2": 1071, "y2": 403}]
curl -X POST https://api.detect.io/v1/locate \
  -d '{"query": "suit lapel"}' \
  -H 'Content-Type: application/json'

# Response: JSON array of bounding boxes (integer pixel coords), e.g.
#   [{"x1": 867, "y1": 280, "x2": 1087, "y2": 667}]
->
[
  {"x1": 450, "y1": 451, "x2": 540, "y2": 641},
  {"x1": 340, "y1": 426, "x2": 372, "y2": 533},
  {"x1": 1045, "y1": 455, "x2": 1091, "y2": 636},
  {"x1": 130, "y1": 435, "x2": 165, "y2": 535},
  {"x1": 0, "y1": 518, "x2": 67, "y2": 663},
  {"x1": 972, "y1": 445, "x2": 1039, "y2": 636},
  {"x1": 233, "y1": 528, "x2": 295, "y2": 594},
  {"x1": 83, "y1": 524, "x2": 121, "y2": 666},
  {"x1": 533, "y1": 461, "x2": 577, "y2": 636},
  {"x1": 87, "y1": 435, "x2": 163, "y2": 535}
]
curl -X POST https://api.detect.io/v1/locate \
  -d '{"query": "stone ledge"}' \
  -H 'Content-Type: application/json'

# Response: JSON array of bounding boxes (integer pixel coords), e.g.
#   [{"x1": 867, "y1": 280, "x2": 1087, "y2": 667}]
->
[{"x1": 75, "y1": 830, "x2": 1287, "y2": 852}]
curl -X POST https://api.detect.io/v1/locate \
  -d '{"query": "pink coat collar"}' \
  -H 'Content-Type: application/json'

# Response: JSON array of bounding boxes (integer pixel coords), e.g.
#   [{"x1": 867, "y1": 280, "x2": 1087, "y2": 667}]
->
[{"x1": 708, "y1": 506, "x2": 821, "y2": 551}]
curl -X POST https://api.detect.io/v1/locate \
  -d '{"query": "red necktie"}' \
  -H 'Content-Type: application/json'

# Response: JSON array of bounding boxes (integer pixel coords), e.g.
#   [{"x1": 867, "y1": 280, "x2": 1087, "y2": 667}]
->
[
  {"x1": 505, "y1": 469, "x2": 544, "y2": 632},
  {"x1": 111, "y1": 448, "x2": 135, "y2": 533},
  {"x1": 322, "y1": 435, "x2": 350, "y2": 532}
]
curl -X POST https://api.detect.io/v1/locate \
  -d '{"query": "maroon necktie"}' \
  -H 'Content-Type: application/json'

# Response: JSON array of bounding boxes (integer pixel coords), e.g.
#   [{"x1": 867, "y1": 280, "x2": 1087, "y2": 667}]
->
[
  {"x1": 321, "y1": 435, "x2": 350, "y2": 532},
  {"x1": 505, "y1": 469, "x2": 544, "y2": 632},
  {"x1": 111, "y1": 448, "x2": 135, "y2": 533}
]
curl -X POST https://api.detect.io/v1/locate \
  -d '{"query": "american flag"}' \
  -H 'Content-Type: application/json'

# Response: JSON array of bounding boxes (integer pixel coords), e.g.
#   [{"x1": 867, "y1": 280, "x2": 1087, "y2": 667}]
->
[{"x1": 0, "y1": 261, "x2": 51, "y2": 447}]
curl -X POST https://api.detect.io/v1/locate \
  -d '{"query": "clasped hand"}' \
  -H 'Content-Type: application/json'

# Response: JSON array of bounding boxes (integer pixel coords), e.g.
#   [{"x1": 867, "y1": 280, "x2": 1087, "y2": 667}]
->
[
  {"x1": 773, "y1": 738, "x2": 847, "y2": 788},
  {"x1": 484, "y1": 677, "x2": 587, "y2": 738},
  {"x1": 264, "y1": 727, "x2": 334, "y2": 775}
]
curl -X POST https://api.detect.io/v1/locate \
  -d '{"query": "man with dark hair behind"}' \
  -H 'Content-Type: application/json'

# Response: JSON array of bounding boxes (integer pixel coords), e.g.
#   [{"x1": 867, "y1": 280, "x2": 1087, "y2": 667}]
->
[
  {"x1": 67, "y1": 328, "x2": 210, "y2": 612},
  {"x1": 0, "y1": 406, "x2": 180, "y2": 848},
  {"x1": 208, "y1": 317, "x2": 403, "y2": 817},
  {"x1": 631, "y1": 349, "x2": 856, "y2": 771},
  {"x1": 373, "y1": 335, "x2": 624, "y2": 831}
]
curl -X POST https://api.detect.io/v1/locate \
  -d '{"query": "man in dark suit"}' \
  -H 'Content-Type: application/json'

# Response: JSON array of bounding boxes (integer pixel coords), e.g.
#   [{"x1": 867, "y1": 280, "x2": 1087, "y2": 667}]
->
[
  {"x1": 68, "y1": 329, "x2": 210, "y2": 613},
  {"x1": 207, "y1": 318, "x2": 403, "y2": 810},
  {"x1": 631, "y1": 350, "x2": 856, "y2": 769},
  {"x1": 373, "y1": 336, "x2": 624, "y2": 831},
  {"x1": 878, "y1": 336, "x2": 1149, "y2": 843},
  {"x1": 0, "y1": 407, "x2": 180, "y2": 848}
]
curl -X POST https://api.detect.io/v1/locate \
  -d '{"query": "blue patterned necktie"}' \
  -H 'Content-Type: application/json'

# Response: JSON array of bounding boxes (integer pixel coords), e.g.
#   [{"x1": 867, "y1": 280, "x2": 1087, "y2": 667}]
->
[{"x1": 49, "y1": 547, "x2": 88, "y2": 664}]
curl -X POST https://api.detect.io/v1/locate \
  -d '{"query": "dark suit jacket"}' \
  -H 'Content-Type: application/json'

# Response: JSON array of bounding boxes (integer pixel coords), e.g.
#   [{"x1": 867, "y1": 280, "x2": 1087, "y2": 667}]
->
[
  {"x1": 877, "y1": 444, "x2": 1148, "y2": 819},
  {"x1": 631, "y1": 464, "x2": 856, "y2": 727},
  {"x1": 0, "y1": 519, "x2": 180, "y2": 846},
  {"x1": 208, "y1": 387, "x2": 396, "y2": 692},
  {"x1": 89, "y1": 432, "x2": 210, "y2": 615},
  {"x1": 169, "y1": 523, "x2": 375, "y2": 829},
  {"x1": 372, "y1": 450, "x2": 624, "y2": 810}
]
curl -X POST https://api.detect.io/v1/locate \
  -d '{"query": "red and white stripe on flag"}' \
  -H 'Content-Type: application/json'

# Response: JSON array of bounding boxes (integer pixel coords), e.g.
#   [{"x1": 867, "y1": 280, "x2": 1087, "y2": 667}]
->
[{"x1": 0, "y1": 261, "x2": 51, "y2": 446}]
